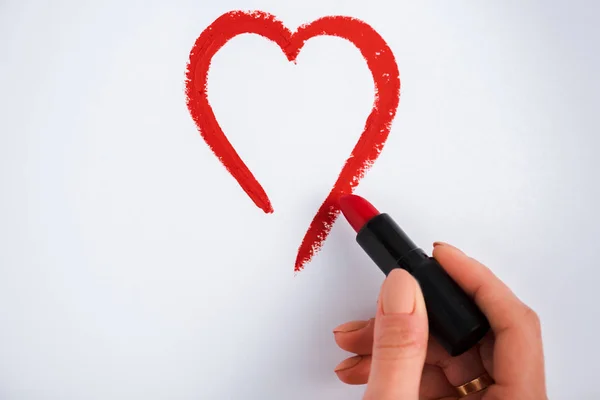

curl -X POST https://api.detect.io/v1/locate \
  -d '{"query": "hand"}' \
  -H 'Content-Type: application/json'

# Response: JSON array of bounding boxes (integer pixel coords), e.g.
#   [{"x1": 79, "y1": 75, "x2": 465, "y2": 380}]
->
[{"x1": 332, "y1": 243, "x2": 547, "y2": 399}]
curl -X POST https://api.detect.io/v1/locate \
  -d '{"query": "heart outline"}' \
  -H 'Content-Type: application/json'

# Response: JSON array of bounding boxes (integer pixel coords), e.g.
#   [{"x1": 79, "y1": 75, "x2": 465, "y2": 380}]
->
[{"x1": 185, "y1": 10, "x2": 400, "y2": 271}]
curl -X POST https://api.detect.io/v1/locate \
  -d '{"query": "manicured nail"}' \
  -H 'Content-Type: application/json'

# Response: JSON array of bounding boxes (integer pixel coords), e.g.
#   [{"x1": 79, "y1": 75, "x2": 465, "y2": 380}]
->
[
  {"x1": 433, "y1": 242, "x2": 463, "y2": 253},
  {"x1": 333, "y1": 320, "x2": 370, "y2": 333},
  {"x1": 334, "y1": 355, "x2": 363, "y2": 372},
  {"x1": 382, "y1": 269, "x2": 416, "y2": 315}
]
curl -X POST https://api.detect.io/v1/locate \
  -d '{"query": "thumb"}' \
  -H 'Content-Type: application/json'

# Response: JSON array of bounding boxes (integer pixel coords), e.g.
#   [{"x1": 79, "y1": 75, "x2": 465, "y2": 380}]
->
[{"x1": 363, "y1": 269, "x2": 429, "y2": 400}]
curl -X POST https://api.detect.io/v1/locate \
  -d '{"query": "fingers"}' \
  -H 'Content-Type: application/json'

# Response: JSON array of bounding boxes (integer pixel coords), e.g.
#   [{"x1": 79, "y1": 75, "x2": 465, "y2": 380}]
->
[
  {"x1": 426, "y1": 337, "x2": 487, "y2": 388},
  {"x1": 478, "y1": 332, "x2": 495, "y2": 376},
  {"x1": 333, "y1": 319, "x2": 374, "y2": 355},
  {"x1": 334, "y1": 355, "x2": 372, "y2": 385},
  {"x1": 334, "y1": 321, "x2": 488, "y2": 393},
  {"x1": 363, "y1": 269, "x2": 429, "y2": 400},
  {"x1": 490, "y1": 313, "x2": 545, "y2": 390},
  {"x1": 335, "y1": 356, "x2": 456, "y2": 400},
  {"x1": 334, "y1": 319, "x2": 489, "y2": 396},
  {"x1": 432, "y1": 243, "x2": 546, "y2": 393},
  {"x1": 431, "y1": 242, "x2": 529, "y2": 334},
  {"x1": 419, "y1": 364, "x2": 457, "y2": 400}
]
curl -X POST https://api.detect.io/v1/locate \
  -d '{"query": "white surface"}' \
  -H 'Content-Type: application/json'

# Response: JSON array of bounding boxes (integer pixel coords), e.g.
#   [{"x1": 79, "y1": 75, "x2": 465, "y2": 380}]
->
[{"x1": 1, "y1": 1, "x2": 599, "y2": 399}]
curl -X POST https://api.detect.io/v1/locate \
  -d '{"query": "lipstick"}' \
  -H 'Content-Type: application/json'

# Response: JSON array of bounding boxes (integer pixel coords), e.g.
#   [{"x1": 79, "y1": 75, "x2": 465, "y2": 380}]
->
[{"x1": 339, "y1": 194, "x2": 490, "y2": 357}]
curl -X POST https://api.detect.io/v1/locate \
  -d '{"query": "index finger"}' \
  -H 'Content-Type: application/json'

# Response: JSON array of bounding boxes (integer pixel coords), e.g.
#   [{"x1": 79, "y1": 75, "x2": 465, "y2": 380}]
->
[
  {"x1": 431, "y1": 242, "x2": 546, "y2": 390},
  {"x1": 431, "y1": 243, "x2": 532, "y2": 335}
]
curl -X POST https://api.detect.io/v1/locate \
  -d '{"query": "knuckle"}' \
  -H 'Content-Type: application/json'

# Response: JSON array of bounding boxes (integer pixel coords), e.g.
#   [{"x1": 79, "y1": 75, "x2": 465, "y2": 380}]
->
[
  {"x1": 374, "y1": 316, "x2": 426, "y2": 360},
  {"x1": 523, "y1": 306, "x2": 541, "y2": 331}
]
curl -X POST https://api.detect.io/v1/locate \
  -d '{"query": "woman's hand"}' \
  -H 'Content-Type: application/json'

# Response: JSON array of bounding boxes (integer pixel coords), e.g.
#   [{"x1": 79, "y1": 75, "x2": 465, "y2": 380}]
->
[{"x1": 333, "y1": 243, "x2": 547, "y2": 399}]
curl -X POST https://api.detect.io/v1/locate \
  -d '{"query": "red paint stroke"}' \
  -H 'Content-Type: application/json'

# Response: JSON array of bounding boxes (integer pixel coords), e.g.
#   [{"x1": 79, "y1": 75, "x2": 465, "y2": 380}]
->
[{"x1": 185, "y1": 11, "x2": 400, "y2": 272}]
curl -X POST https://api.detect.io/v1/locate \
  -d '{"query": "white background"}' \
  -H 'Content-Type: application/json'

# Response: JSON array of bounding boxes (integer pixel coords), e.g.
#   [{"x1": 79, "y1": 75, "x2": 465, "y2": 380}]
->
[{"x1": 1, "y1": 1, "x2": 599, "y2": 399}]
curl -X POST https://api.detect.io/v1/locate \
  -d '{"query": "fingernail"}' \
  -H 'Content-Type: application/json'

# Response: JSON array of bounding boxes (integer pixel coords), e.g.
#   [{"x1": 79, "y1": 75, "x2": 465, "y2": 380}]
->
[
  {"x1": 382, "y1": 269, "x2": 416, "y2": 315},
  {"x1": 334, "y1": 355, "x2": 362, "y2": 372},
  {"x1": 433, "y1": 242, "x2": 463, "y2": 254},
  {"x1": 333, "y1": 320, "x2": 370, "y2": 333}
]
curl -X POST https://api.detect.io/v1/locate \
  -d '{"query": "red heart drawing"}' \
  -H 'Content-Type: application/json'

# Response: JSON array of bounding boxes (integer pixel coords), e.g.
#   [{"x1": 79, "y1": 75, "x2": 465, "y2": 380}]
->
[{"x1": 185, "y1": 11, "x2": 400, "y2": 272}]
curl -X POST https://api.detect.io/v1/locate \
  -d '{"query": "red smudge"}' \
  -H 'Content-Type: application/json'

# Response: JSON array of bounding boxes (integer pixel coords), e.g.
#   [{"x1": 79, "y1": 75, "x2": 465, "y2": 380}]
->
[{"x1": 185, "y1": 11, "x2": 400, "y2": 272}]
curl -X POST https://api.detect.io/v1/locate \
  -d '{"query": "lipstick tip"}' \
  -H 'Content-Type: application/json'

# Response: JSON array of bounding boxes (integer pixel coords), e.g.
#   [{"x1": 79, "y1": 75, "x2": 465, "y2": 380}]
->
[{"x1": 339, "y1": 194, "x2": 380, "y2": 233}]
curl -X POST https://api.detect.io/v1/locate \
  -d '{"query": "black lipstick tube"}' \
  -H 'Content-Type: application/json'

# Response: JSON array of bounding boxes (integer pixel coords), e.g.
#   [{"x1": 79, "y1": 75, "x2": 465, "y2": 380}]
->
[{"x1": 357, "y1": 213, "x2": 490, "y2": 356}]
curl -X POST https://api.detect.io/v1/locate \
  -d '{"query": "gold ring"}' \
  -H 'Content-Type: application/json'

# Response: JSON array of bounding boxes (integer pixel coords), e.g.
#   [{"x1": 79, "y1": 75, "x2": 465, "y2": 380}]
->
[{"x1": 455, "y1": 373, "x2": 494, "y2": 398}]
